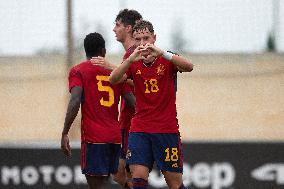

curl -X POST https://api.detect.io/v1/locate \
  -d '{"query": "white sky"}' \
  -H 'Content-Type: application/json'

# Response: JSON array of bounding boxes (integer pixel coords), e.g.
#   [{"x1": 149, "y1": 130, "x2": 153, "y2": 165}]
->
[{"x1": 0, "y1": 0, "x2": 283, "y2": 56}]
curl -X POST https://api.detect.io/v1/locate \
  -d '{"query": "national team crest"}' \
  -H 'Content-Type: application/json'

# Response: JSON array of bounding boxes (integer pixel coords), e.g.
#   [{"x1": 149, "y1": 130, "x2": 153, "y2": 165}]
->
[{"x1": 156, "y1": 64, "x2": 165, "y2": 75}]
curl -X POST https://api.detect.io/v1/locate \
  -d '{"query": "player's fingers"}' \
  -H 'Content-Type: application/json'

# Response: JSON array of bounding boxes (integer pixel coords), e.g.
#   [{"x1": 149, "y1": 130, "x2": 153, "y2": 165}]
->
[
  {"x1": 62, "y1": 142, "x2": 70, "y2": 157},
  {"x1": 144, "y1": 43, "x2": 152, "y2": 48},
  {"x1": 136, "y1": 45, "x2": 143, "y2": 49},
  {"x1": 90, "y1": 59, "x2": 99, "y2": 64},
  {"x1": 60, "y1": 140, "x2": 68, "y2": 155},
  {"x1": 144, "y1": 43, "x2": 150, "y2": 47},
  {"x1": 93, "y1": 57, "x2": 103, "y2": 62},
  {"x1": 135, "y1": 54, "x2": 144, "y2": 61},
  {"x1": 66, "y1": 145, "x2": 71, "y2": 157},
  {"x1": 90, "y1": 56, "x2": 98, "y2": 61},
  {"x1": 137, "y1": 45, "x2": 146, "y2": 50},
  {"x1": 95, "y1": 61, "x2": 105, "y2": 66},
  {"x1": 92, "y1": 63, "x2": 103, "y2": 67},
  {"x1": 92, "y1": 57, "x2": 105, "y2": 62},
  {"x1": 97, "y1": 56, "x2": 104, "y2": 60},
  {"x1": 140, "y1": 56, "x2": 146, "y2": 60},
  {"x1": 146, "y1": 46, "x2": 156, "y2": 53},
  {"x1": 137, "y1": 48, "x2": 147, "y2": 54},
  {"x1": 91, "y1": 59, "x2": 103, "y2": 65},
  {"x1": 61, "y1": 146, "x2": 69, "y2": 156}
]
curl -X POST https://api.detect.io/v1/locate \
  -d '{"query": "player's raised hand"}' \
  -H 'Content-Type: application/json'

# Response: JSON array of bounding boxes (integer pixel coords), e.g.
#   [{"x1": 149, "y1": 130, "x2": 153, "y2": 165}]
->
[
  {"x1": 128, "y1": 45, "x2": 147, "y2": 62},
  {"x1": 61, "y1": 134, "x2": 71, "y2": 157},
  {"x1": 144, "y1": 43, "x2": 163, "y2": 58}
]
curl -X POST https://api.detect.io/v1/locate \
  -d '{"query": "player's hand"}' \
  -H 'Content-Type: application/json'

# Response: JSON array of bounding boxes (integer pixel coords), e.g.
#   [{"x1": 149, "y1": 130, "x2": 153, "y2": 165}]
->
[
  {"x1": 128, "y1": 45, "x2": 147, "y2": 62},
  {"x1": 61, "y1": 134, "x2": 71, "y2": 157},
  {"x1": 144, "y1": 43, "x2": 163, "y2": 58},
  {"x1": 91, "y1": 56, "x2": 114, "y2": 70},
  {"x1": 143, "y1": 54, "x2": 156, "y2": 63}
]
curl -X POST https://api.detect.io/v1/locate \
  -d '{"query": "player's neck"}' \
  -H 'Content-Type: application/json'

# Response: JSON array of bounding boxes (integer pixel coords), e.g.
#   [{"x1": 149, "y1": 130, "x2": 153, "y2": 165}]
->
[
  {"x1": 122, "y1": 37, "x2": 135, "y2": 51},
  {"x1": 143, "y1": 56, "x2": 157, "y2": 67}
]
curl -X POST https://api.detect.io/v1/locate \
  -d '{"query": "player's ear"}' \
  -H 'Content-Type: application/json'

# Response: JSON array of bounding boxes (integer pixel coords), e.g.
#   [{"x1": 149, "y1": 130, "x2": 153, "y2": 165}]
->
[{"x1": 126, "y1": 25, "x2": 132, "y2": 33}]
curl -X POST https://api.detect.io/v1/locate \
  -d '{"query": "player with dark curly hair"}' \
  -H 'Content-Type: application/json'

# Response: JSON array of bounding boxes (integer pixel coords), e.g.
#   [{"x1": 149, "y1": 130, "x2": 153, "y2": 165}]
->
[
  {"x1": 92, "y1": 9, "x2": 142, "y2": 189},
  {"x1": 61, "y1": 32, "x2": 135, "y2": 189}
]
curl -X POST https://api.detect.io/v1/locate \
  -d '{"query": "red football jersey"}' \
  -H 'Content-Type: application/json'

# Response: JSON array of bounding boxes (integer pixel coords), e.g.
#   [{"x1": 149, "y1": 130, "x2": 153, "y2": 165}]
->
[
  {"x1": 118, "y1": 46, "x2": 136, "y2": 130},
  {"x1": 126, "y1": 57, "x2": 179, "y2": 133},
  {"x1": 69, "y1": 60, "x2": 123, "y2": 143}
]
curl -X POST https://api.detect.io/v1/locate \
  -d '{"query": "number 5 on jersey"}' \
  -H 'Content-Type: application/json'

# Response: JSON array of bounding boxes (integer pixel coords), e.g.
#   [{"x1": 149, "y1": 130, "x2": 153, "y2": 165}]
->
[{"x1": 96, "y1": 75, "x2": 114, "y2": 107}]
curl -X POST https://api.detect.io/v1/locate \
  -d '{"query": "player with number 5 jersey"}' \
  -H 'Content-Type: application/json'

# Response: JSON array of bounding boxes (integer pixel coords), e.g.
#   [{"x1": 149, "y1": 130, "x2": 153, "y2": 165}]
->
[
  {"x1": 68, "y1": 61, "x2": 123, "y2": 143},
  {"x1": 61, "y1": 32, "x2": 135, "y2": 189}
]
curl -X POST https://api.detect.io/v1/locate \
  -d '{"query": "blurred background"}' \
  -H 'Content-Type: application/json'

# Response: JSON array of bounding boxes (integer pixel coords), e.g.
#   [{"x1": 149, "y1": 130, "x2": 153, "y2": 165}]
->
[{"x1": 0, "y1": 0, "x2": 283, "y2": 189}]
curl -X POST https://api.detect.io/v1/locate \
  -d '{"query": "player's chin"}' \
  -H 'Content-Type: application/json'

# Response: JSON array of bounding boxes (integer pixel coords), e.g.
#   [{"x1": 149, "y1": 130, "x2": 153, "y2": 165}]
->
[{"x1": 115, "y1": 36, "x2": 122, "y2": 42}]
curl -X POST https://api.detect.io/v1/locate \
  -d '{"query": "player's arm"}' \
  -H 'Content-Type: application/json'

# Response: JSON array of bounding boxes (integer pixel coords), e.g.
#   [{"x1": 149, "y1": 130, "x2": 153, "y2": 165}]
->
[
  {"x1": 109, "y1": 58, "x2": 131, "y2": 84},
  {"x1": 122, "y1": 92, "x2": 136, "y2": 109},
  {"x1": 61, "y1": 86, "x2": 82, "y2": 157},
  {"x1": 145, "y1": 43, "x2": 194, "y2": 72},
  {"x1": 169, "y1": 53, "x2": 194, "y2": 72},
  {"x1": 91, "y1": 56, "x2": 135, "y2": 86},
  {"x1": 91, "y1": 56, "x2": 117, "y2": 70},
  {"x1": 109, "y1": 45, "x2": 146, "y2": 85}
]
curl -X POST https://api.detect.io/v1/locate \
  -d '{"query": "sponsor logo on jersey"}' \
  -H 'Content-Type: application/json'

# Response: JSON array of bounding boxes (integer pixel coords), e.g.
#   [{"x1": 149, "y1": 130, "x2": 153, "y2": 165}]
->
[{"x1": 172, "y1": 163, "x2": 178, "y2": 168}]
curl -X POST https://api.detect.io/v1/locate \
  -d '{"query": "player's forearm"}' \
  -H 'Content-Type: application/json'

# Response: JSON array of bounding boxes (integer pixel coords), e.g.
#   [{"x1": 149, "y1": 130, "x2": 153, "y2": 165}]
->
[
  {"x1": 163, "y1": 51, "x2": 194, "y2": 72},
  {"x1": 62, "y1": 98, "x2": 80, "y2": 135},
  {"x1": 109, "y1": 58, "x2": 132, "y2": 84}
]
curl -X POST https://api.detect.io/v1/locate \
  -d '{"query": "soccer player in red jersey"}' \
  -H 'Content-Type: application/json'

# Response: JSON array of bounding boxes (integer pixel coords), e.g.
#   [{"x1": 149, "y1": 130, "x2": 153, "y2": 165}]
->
[
  {"x1": 92, "y1": 9, "x2": 142, "y2": 189},
  {"x1": 60, "y1": 32, "x2": 135, "y2": 189},
  {"x1": 113, "y1": 9, "x2": 142, "y2": 188},
  {"x1": 109, "y1": 20, "x2": 194, "y2": 189}
]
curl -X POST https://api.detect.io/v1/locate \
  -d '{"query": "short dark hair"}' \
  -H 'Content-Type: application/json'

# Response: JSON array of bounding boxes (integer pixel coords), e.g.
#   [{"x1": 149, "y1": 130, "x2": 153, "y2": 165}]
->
[
  {"x1": 133, "y1": 20, "x2": 154, "y2": 34},
  {"x1": 115, "y1": 9, "x2": 142, "y2": 27},
  {"x1": 84, "y1": 32, "x2": 105, "y2": 58}
]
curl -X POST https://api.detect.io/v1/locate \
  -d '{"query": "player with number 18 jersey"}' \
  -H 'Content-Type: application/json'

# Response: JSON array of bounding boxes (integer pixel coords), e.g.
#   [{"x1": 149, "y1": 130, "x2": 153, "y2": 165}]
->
[{"x1": 126, "y1": 56, "x2": 179, "y2": 134}]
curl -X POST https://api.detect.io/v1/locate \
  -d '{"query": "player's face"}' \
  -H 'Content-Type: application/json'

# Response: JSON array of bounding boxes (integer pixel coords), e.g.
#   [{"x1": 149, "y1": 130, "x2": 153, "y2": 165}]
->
[
  {"x1": 113, "y1": 20, "x2": 127, "y2": 43},
  {"x1": 133, "y1": 28, "x2": 156, "y2": 57},
  {"x1": 133, "y1": 28, "x2": 156, "y2": 46}
]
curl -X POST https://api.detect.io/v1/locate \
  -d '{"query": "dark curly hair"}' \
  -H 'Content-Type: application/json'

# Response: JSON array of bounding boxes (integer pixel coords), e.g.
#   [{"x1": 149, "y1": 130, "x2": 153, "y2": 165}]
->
[
  {"x1": 84, "y1": 32, "x2": 105, "y2": 59},
  {"x1": 115, "y1": 9, "x2": 142, "y2": 27},
  {"x1": 133, "y1": 20, "x2": 154, "y2": 34}
]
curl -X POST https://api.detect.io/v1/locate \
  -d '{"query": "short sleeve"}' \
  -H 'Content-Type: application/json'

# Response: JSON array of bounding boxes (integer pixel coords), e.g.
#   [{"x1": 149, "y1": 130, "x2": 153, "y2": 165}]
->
[{"x1": 68, "y1": 68, "x2": 83, "y2": 92}]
